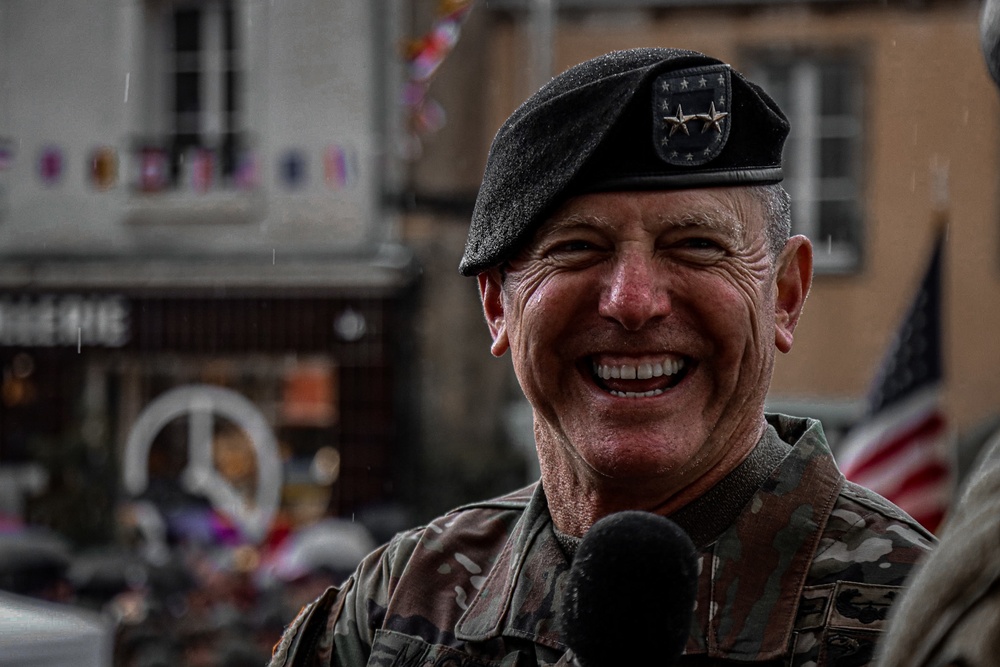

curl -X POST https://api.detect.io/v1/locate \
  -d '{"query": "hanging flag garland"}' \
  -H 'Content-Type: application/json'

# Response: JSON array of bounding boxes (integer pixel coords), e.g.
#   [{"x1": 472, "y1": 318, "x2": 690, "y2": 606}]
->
[
  {"x1": 324, "y1": 144, "x2": 357, "y2": 190},
  {"x1": 233, "y1": 150, "x2": 260, "y2": 191},
  {"x1": 89, "y1": 146, "x2": 118, "y2": 191},
  {"x1": 138, "y1": 146, "x2": 170, "y2": 193},
  {"x1": 38, "y1": 146, "x2": 64, "y2": 186},
  {"x1": 0, "y1": 138, "x2": 15, "y2": 171},
  {"x1": 279, "y1": 149, "x2": 308, "y2": 190},
  {"x1": 401, "y1": 0, "x2": 474, "y2": 155}
]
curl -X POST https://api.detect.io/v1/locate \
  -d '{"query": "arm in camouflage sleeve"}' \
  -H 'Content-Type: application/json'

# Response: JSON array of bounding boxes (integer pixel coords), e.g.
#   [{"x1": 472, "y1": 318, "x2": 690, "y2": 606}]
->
[
  {"x1": 268, "y1": 532, "x2": 413, "y2": 667},
  {"x1": 875, "y1": 436, "x2": 1000, "y2": 667}
]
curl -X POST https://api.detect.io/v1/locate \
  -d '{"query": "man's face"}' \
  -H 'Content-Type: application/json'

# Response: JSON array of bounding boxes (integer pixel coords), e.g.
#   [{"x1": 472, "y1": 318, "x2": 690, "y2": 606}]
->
[{"x1": 480, "y1": 187, "x2": 810, "y2": 502}]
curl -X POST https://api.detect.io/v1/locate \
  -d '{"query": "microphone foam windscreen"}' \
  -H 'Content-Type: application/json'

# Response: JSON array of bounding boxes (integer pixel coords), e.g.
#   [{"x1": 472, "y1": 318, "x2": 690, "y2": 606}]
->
[{"x1": 560, "y1": 511, "x2": 699, "y2": 667}]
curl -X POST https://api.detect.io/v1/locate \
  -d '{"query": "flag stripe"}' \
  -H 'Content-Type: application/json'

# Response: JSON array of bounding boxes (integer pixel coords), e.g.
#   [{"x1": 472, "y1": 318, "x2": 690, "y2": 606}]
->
[
  {"x1": 850, "y1": 454, "x2": 949, "y2": 501},
  {"x1": 846, "y1": 411, "x2": 945, "y2": 475},
  {"x1": 836, "y1": 386, "x2": 938, "y2": 473},
  {"x1": 892, "y1": 460, "x2": 950, "y2": 498},
  {"x1": 911, "y1": 509, "x2": 947, "y2": 532},
  {"x1": 892, "y1": 475, "x2": 952, "y2": 512},
  {"x1": 843, "y1": 413, "x2": 947, "y2": 494}
]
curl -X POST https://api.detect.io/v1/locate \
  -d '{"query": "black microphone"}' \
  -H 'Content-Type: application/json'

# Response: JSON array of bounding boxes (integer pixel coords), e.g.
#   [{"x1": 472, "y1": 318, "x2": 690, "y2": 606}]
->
[{"x1": 558, "y1": 511, "x2": 699, "y2": 667}]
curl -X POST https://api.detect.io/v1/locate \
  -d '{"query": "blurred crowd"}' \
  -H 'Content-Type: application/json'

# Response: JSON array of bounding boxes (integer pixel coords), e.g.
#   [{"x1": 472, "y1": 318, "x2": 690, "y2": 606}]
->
[{"x1": 0, "y1": 497, "x2": 396, "y2": 667}]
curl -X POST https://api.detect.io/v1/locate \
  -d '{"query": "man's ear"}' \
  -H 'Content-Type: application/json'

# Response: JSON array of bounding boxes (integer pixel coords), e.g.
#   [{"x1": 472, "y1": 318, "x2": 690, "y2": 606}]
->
[
  {"x1": 478, "y1": 271, "x2": 510, "y2": 357},
  {"x1": 773, "y1": 235, "x2": 813, "y2": 354}
]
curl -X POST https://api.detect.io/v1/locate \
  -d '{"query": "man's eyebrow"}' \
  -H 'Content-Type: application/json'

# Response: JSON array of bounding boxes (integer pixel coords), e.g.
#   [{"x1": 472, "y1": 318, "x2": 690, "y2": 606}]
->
[
  {"x1": 657, "y1": 209, "x2": 744, "y2": 236},
  {"x1": 542, "y1": 212, "x2": 615, "y2": 232},
  {"x1": 530, "y1": 214, "x2": 617, "y2": 243},
  {"x1": 544, "y1": 208, "x2": 743, "y2": 236}
]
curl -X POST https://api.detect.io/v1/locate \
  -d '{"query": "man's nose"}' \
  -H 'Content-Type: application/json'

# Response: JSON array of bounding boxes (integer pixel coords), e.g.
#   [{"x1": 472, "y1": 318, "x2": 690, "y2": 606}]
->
[{"x1": 598, "y1": 253, "x2": 672, "y2": 330}]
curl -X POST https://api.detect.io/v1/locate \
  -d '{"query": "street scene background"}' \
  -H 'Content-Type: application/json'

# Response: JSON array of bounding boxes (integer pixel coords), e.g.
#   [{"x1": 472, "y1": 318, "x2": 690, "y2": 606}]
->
[{"x1": 1, "y1": 0, "x2": 999, "y2": 664}]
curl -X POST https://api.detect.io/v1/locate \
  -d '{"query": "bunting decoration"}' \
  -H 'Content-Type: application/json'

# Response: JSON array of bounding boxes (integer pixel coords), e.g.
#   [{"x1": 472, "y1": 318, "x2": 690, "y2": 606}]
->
[
  {"x1": 401, "y1": 0, "x2": 474, "y2": 155},
  {"x1": 138, "y1": 146, "x2": 170, "y2": 193},
  {"x1": 38, "y1": 146, "x2": 63, "y2": 186},
  {"x1": 89, "y1": 146, "x2": 118, "y2": 191},
  {"x1": 279, "y1": 149, "x2": 307, "y2": 190},
  {"x1": 324, "y1": 144, "x2": 356, "y2": 190},
  {"x1": 187, "y1": 147, "x2": 215, "y2": 193},
  {"x1": 0, "y1": 138, "x2": 14, "y2": 171},
  {"x1": 234, "y1": 150, "x2": 260, "y2": 190}
]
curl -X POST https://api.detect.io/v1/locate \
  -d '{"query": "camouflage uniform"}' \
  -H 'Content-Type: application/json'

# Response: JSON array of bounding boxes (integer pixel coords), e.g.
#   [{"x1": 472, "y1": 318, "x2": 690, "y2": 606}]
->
[
  {"x1": 875, "y1": 434, "x2": 1000, "y2": 666},
  {"x1": 270, "y1": 415, "x2": 935, "y2": 667}
]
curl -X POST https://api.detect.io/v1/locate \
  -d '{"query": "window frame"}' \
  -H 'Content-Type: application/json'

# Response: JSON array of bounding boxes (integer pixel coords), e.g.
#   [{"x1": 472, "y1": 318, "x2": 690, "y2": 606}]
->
[
  {"x1": 743, "y1": 47, "x2": 868, "y2": 274},
  {"x1": 141, "y1": 0, "x2": 245, "y2": 189}
]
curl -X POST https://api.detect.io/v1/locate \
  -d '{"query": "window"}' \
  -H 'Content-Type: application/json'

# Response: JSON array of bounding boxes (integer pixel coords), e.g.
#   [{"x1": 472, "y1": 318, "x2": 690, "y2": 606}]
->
[
  {"x1": 747, "y1": 52, "x2": 865, "y2": 272},
  {"x1": 140, "y1": 0, "x2": 245, "y2": 191}
]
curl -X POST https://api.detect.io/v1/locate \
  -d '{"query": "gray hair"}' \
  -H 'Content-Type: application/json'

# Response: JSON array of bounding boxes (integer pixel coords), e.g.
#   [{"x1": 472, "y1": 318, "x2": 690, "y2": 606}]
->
[{"x1": 749, "y1": 183, "x2": 792, "y2": 259}]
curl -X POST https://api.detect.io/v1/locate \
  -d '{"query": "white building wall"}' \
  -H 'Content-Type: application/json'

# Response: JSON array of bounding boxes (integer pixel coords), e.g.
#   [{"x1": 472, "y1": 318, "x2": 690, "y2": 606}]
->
[{"x1": 0, "y1": 0, "x2": 398, "y2": 261}]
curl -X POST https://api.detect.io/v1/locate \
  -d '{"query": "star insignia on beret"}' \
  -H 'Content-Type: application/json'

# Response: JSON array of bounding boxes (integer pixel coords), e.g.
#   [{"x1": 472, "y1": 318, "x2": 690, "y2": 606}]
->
[
  {"x1": 662, "y1": 105, "x2": 695, "y2": 136},
  {"x1": 694, "y1": 102, "x2": 729, "y2": 133},
  {"x1": 652, "y1": 64, "x2": 733, "y2": 167}
]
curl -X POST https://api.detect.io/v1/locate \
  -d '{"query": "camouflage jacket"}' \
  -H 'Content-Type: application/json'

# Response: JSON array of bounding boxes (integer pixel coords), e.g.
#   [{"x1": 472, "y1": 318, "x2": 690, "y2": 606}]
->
[{"x1": 270, "y1": 415, "x2": 935, "y2": 667}]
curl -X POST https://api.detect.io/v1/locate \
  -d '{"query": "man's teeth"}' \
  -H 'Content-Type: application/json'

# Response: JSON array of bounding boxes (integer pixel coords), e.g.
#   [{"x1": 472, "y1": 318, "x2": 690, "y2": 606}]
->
[
  {"x1": 593, "y1": 357, "x2": 684, "y2": 381},
  {"x1": 610, "y1": 388, "x2": 665, "y2": 398}
]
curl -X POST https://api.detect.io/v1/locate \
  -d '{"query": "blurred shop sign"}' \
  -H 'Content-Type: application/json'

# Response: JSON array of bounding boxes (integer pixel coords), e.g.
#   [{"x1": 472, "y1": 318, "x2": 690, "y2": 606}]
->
[
  {"x1": 0, "y1": 294, "x2": 129, "y2": 348},
  {"x1": 122, "y1": 384, "x2": 282, "y2": 543}
]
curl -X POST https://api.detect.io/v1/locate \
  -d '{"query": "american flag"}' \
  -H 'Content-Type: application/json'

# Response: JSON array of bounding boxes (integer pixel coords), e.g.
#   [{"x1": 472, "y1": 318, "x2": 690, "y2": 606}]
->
[{"x1": 836, "y1": 230, "x2": 951, "y2": 533}]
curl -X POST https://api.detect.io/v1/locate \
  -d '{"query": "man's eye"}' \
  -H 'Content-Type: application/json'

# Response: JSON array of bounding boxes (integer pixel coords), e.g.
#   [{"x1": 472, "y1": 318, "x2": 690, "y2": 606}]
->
[
  {"x1": 549, "y1": 240, "x2": 597, "y2": 254},
  {"x1": 682, "y1": 238, "x2": 720, "y2": 250}
]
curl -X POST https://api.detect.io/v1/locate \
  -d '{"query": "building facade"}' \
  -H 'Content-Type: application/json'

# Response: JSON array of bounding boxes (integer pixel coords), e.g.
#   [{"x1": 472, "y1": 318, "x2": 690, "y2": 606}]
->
[
  {"x1": 406, "y1": 0, "x2": 1000, "y2": 508},
  {"x1": 0, "y1": 0, "x2": 421, "y2": 546}
]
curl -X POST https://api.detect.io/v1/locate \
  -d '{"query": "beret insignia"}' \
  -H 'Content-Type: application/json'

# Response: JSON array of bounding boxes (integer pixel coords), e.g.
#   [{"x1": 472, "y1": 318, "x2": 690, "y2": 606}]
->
[{"x1": 653, "y1": 64, "x2": 731, "y2": 167}]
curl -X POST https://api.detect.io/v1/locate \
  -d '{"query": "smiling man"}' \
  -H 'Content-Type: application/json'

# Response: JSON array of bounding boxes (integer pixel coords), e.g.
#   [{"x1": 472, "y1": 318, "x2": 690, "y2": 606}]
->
[
  {"x1": 270, "y1": 48, "x2": 935, "y2": 667},
  {"x1": 478, "y1": 185, "x2": 807, "y2": 538}
]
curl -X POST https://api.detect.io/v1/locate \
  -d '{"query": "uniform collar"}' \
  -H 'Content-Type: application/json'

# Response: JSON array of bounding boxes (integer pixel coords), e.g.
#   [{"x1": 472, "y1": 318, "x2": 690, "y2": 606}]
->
[
  {"x1": 455, "y1": 415, "x2": 844, "y2": 661},
  {"x1": 455, "y1": 480, "x2": 569, "y2": 650},
  {"x1": 693, "y1": 415, "x2": 844, "y2": 660}
]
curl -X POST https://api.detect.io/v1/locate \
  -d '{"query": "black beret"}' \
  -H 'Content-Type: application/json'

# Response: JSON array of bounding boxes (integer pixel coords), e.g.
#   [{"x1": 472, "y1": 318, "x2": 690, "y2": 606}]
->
[{"x1": 459, "y1": 47, "x2": 790, "y2": 276}]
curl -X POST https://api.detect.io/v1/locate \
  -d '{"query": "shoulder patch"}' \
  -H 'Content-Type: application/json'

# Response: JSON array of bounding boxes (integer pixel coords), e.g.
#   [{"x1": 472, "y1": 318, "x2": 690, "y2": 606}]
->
[{"x1": 829, "y1": 581, "x2": 900, "y2": 631}]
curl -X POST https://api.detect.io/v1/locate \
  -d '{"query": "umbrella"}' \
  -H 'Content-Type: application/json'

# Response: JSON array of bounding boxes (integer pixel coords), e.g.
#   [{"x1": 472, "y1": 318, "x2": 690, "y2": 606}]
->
[
  {"x1": 0, "y1": 529, "x2": 72, "y2": 597},
  {"x1": 68, "y1": 548, "x2": 149, "y2": 601},
  {"x1": 259, "y1": 518, "x2": 376, "y2": 584}
]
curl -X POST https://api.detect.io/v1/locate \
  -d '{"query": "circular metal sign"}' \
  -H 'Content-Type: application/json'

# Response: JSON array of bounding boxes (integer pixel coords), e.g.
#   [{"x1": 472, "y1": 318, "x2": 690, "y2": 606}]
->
[{"x1": 122, "y1": 384, "x2": 282, "y2": 543}]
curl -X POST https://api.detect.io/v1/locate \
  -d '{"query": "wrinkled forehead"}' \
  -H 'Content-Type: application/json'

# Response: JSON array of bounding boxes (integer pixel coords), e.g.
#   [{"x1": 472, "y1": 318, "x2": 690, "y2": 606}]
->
[{"x1": 528, "y1": 187, "x2": 763, "y2": 244}]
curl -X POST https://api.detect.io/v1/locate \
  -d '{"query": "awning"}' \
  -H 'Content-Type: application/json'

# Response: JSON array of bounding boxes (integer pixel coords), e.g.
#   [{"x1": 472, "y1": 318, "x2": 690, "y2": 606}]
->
[
  {"x1": 0, "y1": 593, "x2": 112, "y2": 667},
  {"x1": 0, "y1": 243, "x2": 418, "y2": 297}
]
